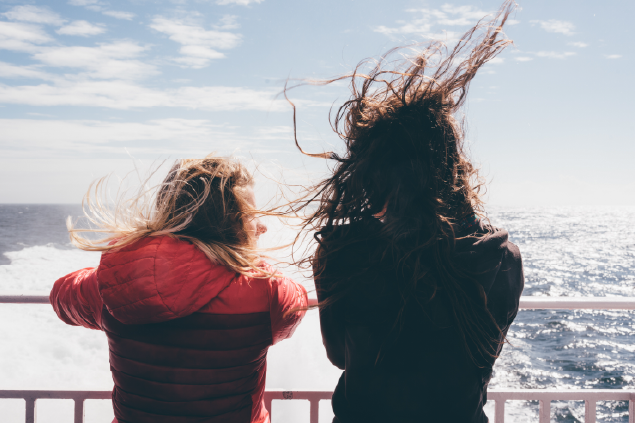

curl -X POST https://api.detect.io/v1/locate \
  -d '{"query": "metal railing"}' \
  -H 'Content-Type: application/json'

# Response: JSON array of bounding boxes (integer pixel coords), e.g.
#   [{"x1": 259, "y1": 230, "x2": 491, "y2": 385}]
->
[
  {"x1": 3, "y1": 291, "x2": 635, "y2": 309},
  {"x1": 488, "y1": 389, "x2": 635, "y2": 423},
  {"x1": 2, "y1": 292, "x2": 635, "y2": 423},
  {"x1": 0, "y1": 390, "x2": 334, "y2": 423},
  {"x1": 2, "y1": 389, "x2": 634, "y2": 423},
  {"x1": 0, "y1": 390, "x2": 110, "y2": 423}
]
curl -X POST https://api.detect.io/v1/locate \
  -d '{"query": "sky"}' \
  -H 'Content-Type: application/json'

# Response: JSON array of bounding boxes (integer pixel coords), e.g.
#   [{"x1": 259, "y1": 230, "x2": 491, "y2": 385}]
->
[{"x1": 0, "y1": 0, "x2": 633, "y2": 205}]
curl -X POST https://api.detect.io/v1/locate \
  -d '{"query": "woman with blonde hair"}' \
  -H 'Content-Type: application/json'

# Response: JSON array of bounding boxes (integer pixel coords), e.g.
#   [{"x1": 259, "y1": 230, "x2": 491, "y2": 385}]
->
[
  {"x1": 50, "y1": 156, "x2": 307, "y2": 423},
  {"x1": 289, "y1": 1, "x2": 524, "y2": 422}
]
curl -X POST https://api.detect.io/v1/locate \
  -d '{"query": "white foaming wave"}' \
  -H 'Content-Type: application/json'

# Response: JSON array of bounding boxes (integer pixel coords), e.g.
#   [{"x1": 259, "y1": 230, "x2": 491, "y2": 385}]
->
[
  {"x1": 0, "y1": 303, "x2": 114, "y2": 422},
  {"x1": 0, "y1": 245, "x2": 110, "y2": 422},
  {"x1": 0, "y1": 245, "x2": 101, "y2": 291}
]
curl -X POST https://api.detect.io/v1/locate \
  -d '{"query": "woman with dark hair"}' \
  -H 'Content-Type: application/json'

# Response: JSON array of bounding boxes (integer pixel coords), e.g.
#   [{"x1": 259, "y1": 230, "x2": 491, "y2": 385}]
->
[{"x1": 288, "y1": 1, "x2": 524, "y2": 422}]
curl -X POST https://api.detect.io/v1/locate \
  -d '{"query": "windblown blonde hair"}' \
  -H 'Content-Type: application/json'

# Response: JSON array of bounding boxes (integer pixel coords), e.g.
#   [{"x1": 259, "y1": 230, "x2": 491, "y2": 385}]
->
[{"x1": 68, "y1": 155, "x2": 270, "y2": 277}]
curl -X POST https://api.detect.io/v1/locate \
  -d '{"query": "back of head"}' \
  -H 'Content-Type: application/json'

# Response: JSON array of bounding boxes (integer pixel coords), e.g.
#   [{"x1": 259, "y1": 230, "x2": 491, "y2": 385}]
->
[
  {"x1": 69, "y1": 154, "x2": 266, "y2": 277},
  {"x1": 334, "y1": 91, "x2": 473, "y2": 241},
  {"x1": 156, "y1": 157, "x2": 255, "y2": 248},
  {"x1": 316, "y1": 0, "x2": 515, "y2": 240},
  {"x1": 292, "y1": 0, "x2": 517, "y2": 366}
]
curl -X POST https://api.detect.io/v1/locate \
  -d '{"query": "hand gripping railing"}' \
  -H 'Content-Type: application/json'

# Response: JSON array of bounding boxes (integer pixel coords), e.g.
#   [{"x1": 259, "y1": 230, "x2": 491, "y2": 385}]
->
[{"x1": 2, "y1": 292, "x2": 635, "y2": 423}]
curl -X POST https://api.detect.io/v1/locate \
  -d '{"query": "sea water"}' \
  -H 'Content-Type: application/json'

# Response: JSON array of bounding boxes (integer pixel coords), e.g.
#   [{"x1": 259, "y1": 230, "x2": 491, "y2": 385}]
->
[{"x1": 0, "y1": 204, "x2": 634, "y2": 422}]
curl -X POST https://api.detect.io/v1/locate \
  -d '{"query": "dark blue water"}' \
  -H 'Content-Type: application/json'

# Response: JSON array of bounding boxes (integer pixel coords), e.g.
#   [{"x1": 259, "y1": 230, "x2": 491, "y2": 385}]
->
[
  {"x1": 487, "y1": 207, "x2": 635, "y2": 422},
  {"x1": 0, "y1": 204, "x2": 82, "y2": 265}
]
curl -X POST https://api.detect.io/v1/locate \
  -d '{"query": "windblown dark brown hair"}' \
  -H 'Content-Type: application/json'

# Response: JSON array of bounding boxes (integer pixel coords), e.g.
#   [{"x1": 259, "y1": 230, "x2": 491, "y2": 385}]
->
[{"x1": 286, "y1": 1, "x2": 516, "y2": 366}]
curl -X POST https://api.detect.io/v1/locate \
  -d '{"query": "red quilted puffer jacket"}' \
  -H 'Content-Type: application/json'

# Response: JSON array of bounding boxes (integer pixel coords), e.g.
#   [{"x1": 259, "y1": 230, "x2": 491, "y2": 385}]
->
[{"x1": 50, "y1": 236, "x2": 307, "y2": 423}]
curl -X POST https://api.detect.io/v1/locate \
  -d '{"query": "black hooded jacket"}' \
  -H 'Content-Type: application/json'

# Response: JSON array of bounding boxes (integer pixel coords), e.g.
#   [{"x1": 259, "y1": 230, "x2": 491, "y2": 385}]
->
[{"x1": 314, "y1": 218, "x2": 524, "y2": 423}]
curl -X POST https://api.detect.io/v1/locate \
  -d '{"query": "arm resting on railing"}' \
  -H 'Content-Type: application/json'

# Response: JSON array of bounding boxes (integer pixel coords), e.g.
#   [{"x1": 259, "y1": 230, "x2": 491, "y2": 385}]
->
[{"x1": 50, "y1": 268, "x2": 104, "y2": 330}]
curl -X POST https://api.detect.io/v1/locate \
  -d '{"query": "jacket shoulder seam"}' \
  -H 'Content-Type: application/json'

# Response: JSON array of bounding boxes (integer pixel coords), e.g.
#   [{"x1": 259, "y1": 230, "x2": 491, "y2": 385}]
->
[
  {"x1": 170, "y1": 240, "x2": 197, "y2": 315},
  {"x1": 153, "y1": 237, "x2": 177, "y2": 319}
]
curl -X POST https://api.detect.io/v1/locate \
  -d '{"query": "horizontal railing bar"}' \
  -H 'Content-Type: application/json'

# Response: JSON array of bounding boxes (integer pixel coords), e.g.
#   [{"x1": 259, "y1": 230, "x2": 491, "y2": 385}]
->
[
  {"x1": 4, "y1": 292, "x2": 635, "y2": 310},
  {"x1": 4, "y1": 389, "x2": 634, "y2": 423},
  {"x1": 265, "y1": 390, "x2": 332, "y2": 401},
  {"x1": 0, "y1": 390, "x2": 111, "y2": 400},
  {"x1": 0, "y1": 291, "x2": 50, "y2": 304},
  {"x1": 488, "y1": 389, "x2": 635, "y2": 401},
  {"x1": 519, "y1": 297, "x2": 635, "y2": 310},
  {"x1": 1, "y1": 389, "x2": 632, "y2": 401}
]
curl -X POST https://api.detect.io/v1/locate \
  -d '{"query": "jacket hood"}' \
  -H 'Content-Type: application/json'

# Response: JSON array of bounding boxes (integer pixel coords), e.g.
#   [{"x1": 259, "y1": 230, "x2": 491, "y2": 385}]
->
[
  {"x1": 454, "y1": 221, "x2": 509, "y2": 295},
  {"x1": 96, "y1": 236, "x2": 236, "y2": 325}
]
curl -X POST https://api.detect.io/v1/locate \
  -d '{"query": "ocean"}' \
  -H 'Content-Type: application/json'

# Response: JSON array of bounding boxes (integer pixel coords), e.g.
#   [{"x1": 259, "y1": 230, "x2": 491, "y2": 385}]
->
[{"x1": 0, "y1": 204, "x2": 634, "y2": 422}]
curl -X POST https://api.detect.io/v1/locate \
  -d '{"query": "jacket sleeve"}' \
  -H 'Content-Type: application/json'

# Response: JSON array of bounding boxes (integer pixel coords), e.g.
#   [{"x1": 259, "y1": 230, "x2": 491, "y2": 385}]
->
[
  {"x1": 488, "y1": 242, "x2": 524, "y2": 356},
  {"x1": 269, "y1": 272, "x2": 308, "y2": 345},
  {"x1": 50, "y1": 267, "x2": 105, "y2": 331},
  {"x1": 314, "y1": 248, "x2": 346, "y2": 370}
]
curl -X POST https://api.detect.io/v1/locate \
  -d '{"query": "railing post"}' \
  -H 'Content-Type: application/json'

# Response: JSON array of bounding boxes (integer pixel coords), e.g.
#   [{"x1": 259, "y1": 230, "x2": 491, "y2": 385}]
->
[
  {"x1": 629, "y1": 398, "x2": 634, "y2": 423},
  {"x1": 25, "y1": 397, "x2": 37, "y2": 423},
  {"x1": 309, "y1": 399, "x2": 319, "y2": 423},
  {"x1": 265, "y1": 398, "x2": 273, "y2": 420},
  {"x1": 539, "y1": 399, "x2": 550, "y2": 423},
  {"x1": 585, "y1": 399, "x2": 596, "y2": 423},
  {"x1": 74, "y1": 398, "x2": 85, "y2": 423},
  {"x1": 495, "y1": 399, "x2": 505, "y2": 423}
]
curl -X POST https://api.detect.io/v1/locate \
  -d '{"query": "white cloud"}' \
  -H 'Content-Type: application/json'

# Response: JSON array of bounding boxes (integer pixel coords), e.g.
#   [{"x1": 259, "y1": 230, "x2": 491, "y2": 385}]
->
[
  {"x1": 179, "y1": 45, "x2": 225, "y2": 59},
  {"x1": 256, "y1": 126, "x2": 292, "y2": 136},
  {"x1": 506, "y1": 19, "x2": 520, "y2": 25},
  {"x1": 512, "y1": 49, "x2": 578, "y2": 62},
  {"x1": 0, "y1": 61, "x2": 55, "y2": 80},
  {"x1": 374, "y1": 4, "x2": 492, "y2": 43},
  {"x1": 0, "y1": 119, "x2": 301, "y2": 161},
  {"x1": 0, "y1": 24, "x2": 152, "y2": 80},
  {"x1": 215, "y1": 15, "x2": 240, "y2": 30},
  {"x1": 216, "y1": 0, "x2": 264, "y2": 5},
  {"x1": 150, "y1": 17, "x2": 241, "y2": 68},
  {"x1": 26, "y1": 112, "x2": 55, "y2": 117},
  {"x1": 535, "y1": 51, "x2": 576, "y2": 59},
  {"x1": 606, "y1": 54, "x2": 622, "y2": 59},
  {"x1": 568, "y1": 41, "x2": 588, "y2": 48},
  {"x1": 0, "y1": 80, "x2": 167, "y2": 108},
  {"x1": 2, "y1": 5, "x2": 65, "y2": 26},
  {"x1": 0, "y1": 80, "x2": 294, "y2": 111},
  {"x1": 488, "y1": 57, "x2": 504, "y2": 65},
  {"x1": 434, "y1": 4, "x2": 491, "y2": 26},
  {"x1": 68, "y1": 0, "x2": 135, "y2": 21},
  {"x1": 174, "y1": 45, "x2": 225, "y2": 67},
  {"x1": 171, "y1": 86, "x2": 285, "y2": 110},
  {"x1": 68, "y1": 0, "x2": 100, "y2": 5},
  {"x1": 32, "y1": 41, "x2": 156, "y2": 80},
  {"x1": 530, "y1": 19, "x2": 575, "y2": 36},
  {"x1": 102, "y1": 10, "x2": 135, "y2": 20},
  {"x1": 0, "y1": 21, "x2": 53, "y2": 53},
  {"x1": 374, "y1": 22, "x2": 430, "y2": 36},
  {"x1": 0, "y1": 118, "x2": 228, "y2": 154},
  {"x1": 150, "y1": 17, "x2": 241, "y2": 50},
  {"x1": 56, "y1": 20, "x2": 106, "y2": 37}
]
